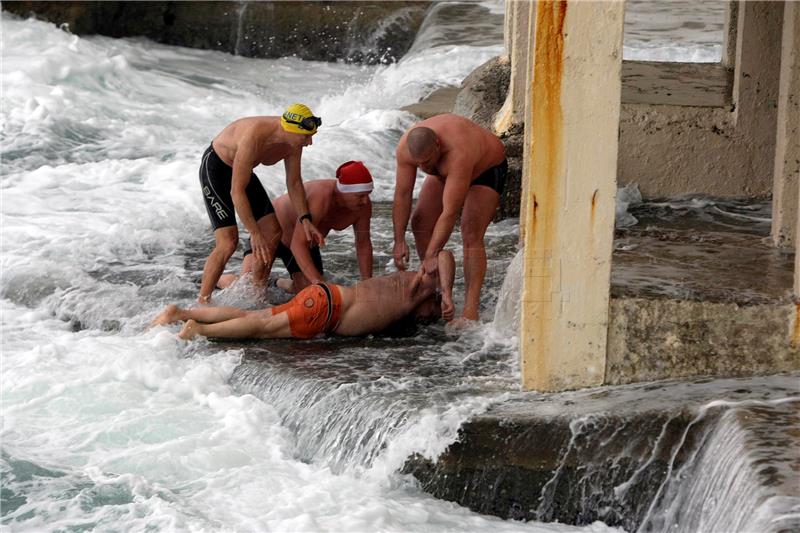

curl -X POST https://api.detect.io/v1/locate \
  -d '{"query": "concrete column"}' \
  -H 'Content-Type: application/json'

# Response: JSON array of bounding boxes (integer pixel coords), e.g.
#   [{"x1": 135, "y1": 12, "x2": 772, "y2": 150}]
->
[
  {"x1": 732, "y1": 1, "x2": 783, "y2": 184},
  {"x1": 723, "y1": 1, "x2": 739, "y2": 69},
  {"x1": 796, "y1": 168, "x2": 800, "y2": 298},
  {"x1": 771, "y1": 1, "x2": 800, "y2": 248},
  {"x1": 519, "y1": 0, "x2": 624, "y2": 392},
  {"x1": 519, "y1": 0, "x2": 537, "y2": 245},
  {"x1": 495, "y1": 0, "x2": 534, "y2": 134}
]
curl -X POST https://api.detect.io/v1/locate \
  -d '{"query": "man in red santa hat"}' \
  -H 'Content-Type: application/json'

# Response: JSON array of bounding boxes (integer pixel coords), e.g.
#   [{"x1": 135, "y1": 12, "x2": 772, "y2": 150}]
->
[{"x1": 219, "y1": 160, "x2": 374, "y2": 294}]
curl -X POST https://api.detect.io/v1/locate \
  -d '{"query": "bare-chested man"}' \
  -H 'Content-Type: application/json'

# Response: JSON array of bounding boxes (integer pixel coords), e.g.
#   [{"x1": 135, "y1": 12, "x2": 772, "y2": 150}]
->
[
  {"x1": 152, "y1": 251, "x2": 455, "y2": 340},
  {"x1": 197, "y1": 103, "x2": 325, "y2": 304},
  {"x1": 224, "y1": 161, "x2": 374, "y2": 294},
  {"x1": 392, "y1": 113, "x2": 507, "y2": 323}
]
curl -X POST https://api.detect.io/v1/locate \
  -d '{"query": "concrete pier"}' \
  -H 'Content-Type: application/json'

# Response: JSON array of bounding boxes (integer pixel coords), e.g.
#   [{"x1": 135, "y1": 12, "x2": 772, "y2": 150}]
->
[
  {"x1": 518, "y1": 1, "x2": 624, "y2": 392},
  {"x1": 407, "y1": 374, "x2": 800, "y2": 531},
  {"x1": 771, "y1": 2, "x2": 800, "y2": 248}
]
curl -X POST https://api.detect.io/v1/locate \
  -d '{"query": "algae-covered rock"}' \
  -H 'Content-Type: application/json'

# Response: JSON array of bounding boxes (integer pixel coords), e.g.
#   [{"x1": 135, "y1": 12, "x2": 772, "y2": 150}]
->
[{"x1": 2, "y1": 1, "x2": 431, "y2": 64}]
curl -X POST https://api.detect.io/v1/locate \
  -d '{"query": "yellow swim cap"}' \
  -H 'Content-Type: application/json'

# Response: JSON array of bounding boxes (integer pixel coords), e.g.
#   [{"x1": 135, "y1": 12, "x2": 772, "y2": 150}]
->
[{"x1": 281, "y1": 103, "x2": 321, "y2": 135}]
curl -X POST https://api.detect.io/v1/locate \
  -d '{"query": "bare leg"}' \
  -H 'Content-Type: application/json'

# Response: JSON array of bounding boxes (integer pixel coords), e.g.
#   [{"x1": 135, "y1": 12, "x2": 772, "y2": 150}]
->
[
  {"x1": 251, "y1": 213, "x2": 282, "y2": 289},
  {"x1": 199, "y1": 226, "x2": 238, "y2": 303},
  {"x1": 151, "y1": 304, "x2": 182, "y2": 326},
  {"x1": 153, "y1": 304, "x2": 265, "y2": 326},
  {"x1": 410, "y1": 175, "x2": 444, "y2": 261},
  {"x1": 179, "y1": 311, "x2": 291, "y2": 340},
  {"x1": 460, "y1": 186, "x2": 499, "y2": 321}
]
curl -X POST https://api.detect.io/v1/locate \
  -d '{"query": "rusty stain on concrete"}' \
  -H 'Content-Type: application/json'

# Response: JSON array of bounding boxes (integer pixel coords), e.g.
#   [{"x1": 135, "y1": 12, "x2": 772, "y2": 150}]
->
[
  {"x1": 526, "y1": 0, "x2": 567, "y2": 387},
  {"x1": 591, "y1": 189, "x2": 598, "y2": 225}
]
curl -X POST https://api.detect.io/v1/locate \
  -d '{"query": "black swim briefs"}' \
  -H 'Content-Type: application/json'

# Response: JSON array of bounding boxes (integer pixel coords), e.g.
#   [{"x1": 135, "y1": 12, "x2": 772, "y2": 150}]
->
[
  {"x1": 471, "y1": 159, "x2": 508, "y2": 196},
  {"x1": 277, "y1": 242, "x2": 323, "y2": 276},
  {"x1": 199, "y1": 143, "x2": 274, "y2": 231},
  {"x1": 245, "y1": 240, "x2": 324, "y2": 276}
]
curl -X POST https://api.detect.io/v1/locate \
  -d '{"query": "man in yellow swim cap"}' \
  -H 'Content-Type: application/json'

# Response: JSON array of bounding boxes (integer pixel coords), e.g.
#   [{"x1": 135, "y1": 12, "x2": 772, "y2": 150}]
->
[{"x1": 197, "y1": 103, "x2": 324, "y2": 304}]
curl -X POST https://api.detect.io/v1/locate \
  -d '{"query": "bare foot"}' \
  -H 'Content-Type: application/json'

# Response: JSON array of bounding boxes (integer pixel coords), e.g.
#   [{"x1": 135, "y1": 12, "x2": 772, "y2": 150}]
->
[
  {"x1": 446, "y1": 316, "x2": 479, "y2": 333},
  {"x1": 151, "y1": 304, "x2": 180, "y2": 327},
  {"x1": 178, "y1": 319, "x2": 201, "y2": 340}
]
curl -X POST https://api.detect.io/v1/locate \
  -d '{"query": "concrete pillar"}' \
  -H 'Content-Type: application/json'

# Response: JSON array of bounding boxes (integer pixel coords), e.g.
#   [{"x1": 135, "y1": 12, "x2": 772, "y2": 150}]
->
[
  {"x1": 796, "y1": 168, "x2": 800, "y2": 298},
  {"x1": 771, "y1": 1, "x2": 800, "y2": 248},
  {"x1": 495, "y1": 0, "x2": 534, "y2": 134},
  {"x1": 723, "y1": 1, "x2": 739, "y2": 69},
  {"x1": 732, "y1": 1, "x2": 783, "y2": 185},
  {"x1": 519, "y1": 0, "x2": 537, "y2": 245},
  {"x1": 519, "y1": 0, "x2": 624, "y2": 392}
]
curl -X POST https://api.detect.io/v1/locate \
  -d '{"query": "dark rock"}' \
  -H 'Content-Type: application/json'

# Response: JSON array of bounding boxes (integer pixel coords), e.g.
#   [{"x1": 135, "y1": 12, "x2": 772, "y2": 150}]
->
[
  {"x1": 2, "y1": 1, "x2": 431, "y2": 64},
  {"x1": 453, "y1": 55, "x2": 510, "y2": 130}
]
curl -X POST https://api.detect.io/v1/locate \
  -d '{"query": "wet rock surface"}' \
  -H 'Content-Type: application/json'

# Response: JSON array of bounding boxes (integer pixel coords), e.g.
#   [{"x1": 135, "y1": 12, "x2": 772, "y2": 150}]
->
[
  {"x1": 408, "y1": 375, "x2": 800, "y2": 531},
  {"x1": 2, "y1": 1, "x2": 431, "y2": 64}
]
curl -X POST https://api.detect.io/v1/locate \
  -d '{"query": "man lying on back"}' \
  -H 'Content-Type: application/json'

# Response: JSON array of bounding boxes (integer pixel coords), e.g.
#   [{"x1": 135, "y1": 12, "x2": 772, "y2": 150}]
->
[{"x1": 152, "y1": 251, "x2": 455, "y2": 340}]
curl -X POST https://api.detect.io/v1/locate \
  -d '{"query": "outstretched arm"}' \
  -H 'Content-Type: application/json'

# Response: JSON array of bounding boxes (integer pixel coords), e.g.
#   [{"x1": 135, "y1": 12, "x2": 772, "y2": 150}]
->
[
  {"x1": 437, "y1": 250, "x2": 456, "y2": 321},
  {"x1": 421, "y1": 166, "x2": 471, "y2": 274},
  {"x1": 284, "y1": 150, "x2": 325, "y2": 246},
  {"x1": 392, "y1": 145, "x2": 418, "y2": 270},
  {"x1": 289, "y1": 191, "x2": 327, "y2": 284},
  {"x1": 354, "y1": 204, "x2": 373, "y2": 280}
]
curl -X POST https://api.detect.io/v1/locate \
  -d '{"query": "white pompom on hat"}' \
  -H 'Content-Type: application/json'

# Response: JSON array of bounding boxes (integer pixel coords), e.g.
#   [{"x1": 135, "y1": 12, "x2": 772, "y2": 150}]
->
[{"x1": 336, "y1": 161, "x2": 373, "y2": 193}]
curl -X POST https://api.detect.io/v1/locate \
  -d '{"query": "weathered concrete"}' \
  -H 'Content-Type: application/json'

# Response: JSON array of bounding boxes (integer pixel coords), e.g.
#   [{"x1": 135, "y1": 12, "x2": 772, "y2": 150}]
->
[
  {"x1": 796, "y1": 168, "x2": 800, "y2": 297},
  {"x1": 621, "y1": 61, "x2": 732, "y2": 108},
  {"x1": 620, "y1": 2, "x2": 784, "y2": 198},
  {"x1": 407, "y1": 375, "x2": 800, "y2": 530},
  {"x1": 1, "y1": 1, "x2": 430, "y2": 64},
  {"x1": 494, "y1": 0, "x2": 533, "y2": 134},
  {"x1": 771, "y1": 2, "x2": 800, "y2": 248},
  {"x1": 723, "y1": 1, "x2": 739, "y2": 69},
  {"x1": 606, "y1": 299, "x2": 799, "y2": 385},
  {"x1": 519, "y1": 0, "x2": 537, "y2": 244},
  {"x1": 519, "y1": 1, "x2": 623, "y2": 391}
]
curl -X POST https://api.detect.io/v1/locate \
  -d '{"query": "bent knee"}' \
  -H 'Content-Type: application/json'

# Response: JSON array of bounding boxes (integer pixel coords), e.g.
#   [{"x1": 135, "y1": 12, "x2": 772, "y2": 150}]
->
[
  {"x1": 214, "y1": 239, "x2": 238, "y2": 258},
  {"x1": 411, "y1": 210, "x2": 434, "y2": 233},
  {"x1": 461, "y1": 223, "x2": 487, "y2": 246}
]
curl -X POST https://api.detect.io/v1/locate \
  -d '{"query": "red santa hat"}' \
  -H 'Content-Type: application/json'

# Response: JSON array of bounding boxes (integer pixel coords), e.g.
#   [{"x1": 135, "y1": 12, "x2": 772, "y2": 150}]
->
[{"x1": 336, "y1": 161, "x2": 373, "y2": 193}]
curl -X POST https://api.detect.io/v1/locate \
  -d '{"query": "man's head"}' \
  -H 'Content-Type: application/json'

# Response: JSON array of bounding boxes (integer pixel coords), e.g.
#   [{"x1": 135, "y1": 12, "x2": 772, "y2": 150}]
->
[
  {"x1": 281, "y1": 103, "x2": 321, "y2": 147},
  {"x1": 335, "y1": 160, "x2": 373, "y2": 209},
  {"x1": 406, "y1": 127, "x2": 440, "y2": 173}
]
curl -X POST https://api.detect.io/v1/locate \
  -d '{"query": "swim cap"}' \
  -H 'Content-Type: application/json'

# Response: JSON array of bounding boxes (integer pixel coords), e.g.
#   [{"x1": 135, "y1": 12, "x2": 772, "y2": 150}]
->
[
  {"x1": 281, "y1": 103, "x2": 320, "y2": 135},
  {"x1": 336, "y1": 161, "x2": 373, "y2": 193}
]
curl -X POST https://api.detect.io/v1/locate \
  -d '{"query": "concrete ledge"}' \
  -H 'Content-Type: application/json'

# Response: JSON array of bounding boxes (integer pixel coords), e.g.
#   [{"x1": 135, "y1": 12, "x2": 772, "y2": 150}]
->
[
  {"x1": 406, "y1": 376, "x2": 800, "y2": 531},
  {"x1": 606, "y1": 298, "x2": 800, "y2": 385},
  {"x1": 621, "y1": 61, "x2": 732, "y2": 108}
]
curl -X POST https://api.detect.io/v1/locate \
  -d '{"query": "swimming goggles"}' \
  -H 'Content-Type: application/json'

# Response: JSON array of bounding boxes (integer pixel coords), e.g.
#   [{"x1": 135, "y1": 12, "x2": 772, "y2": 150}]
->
[{"x1": 285, "y1": 115, "x2": 322, "y2": 132}]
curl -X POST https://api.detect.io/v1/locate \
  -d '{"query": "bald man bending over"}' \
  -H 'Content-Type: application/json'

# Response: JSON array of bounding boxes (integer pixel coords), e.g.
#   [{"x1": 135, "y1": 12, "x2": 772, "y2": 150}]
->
[
  {"x1": 392, "y1": 113, "x2": 507, "y2": 323},
  {"x1": 152, "y1": 251, "x2": 455, "y2": 340}
]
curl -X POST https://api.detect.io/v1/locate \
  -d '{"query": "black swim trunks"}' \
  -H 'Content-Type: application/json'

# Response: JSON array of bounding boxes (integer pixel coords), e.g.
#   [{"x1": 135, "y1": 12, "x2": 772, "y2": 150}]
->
[
  {"x1": 245, "y1": 240, "x2": 324, "y2": 276},
  {"x1": 277, "y1": 242, "x2": 323, "y2": 276},
  {"x1": 199, "y1": 143, "x2": 274, "y2": 230},
  {"x1": 471, "y1": 159, "x2": 508, "y2": 196}
]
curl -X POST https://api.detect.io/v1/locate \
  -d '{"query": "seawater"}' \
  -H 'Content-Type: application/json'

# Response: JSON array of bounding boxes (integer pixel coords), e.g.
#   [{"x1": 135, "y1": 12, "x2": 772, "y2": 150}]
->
[{"x1": 2, "y1": 2, "x2": 732, "y2": 531}]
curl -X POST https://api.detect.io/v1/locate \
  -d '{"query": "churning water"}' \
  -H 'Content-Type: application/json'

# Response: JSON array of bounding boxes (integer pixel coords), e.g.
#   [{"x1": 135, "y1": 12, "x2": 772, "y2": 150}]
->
[{"x1": 5, "y1": 2, "x2": 793, "y2": 532}]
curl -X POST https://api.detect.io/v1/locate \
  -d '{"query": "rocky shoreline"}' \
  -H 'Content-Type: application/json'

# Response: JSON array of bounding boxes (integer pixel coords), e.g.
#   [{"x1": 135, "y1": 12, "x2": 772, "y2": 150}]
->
[{"x1": 2, "y1": 1, "x2": 431, "y2": 64}]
